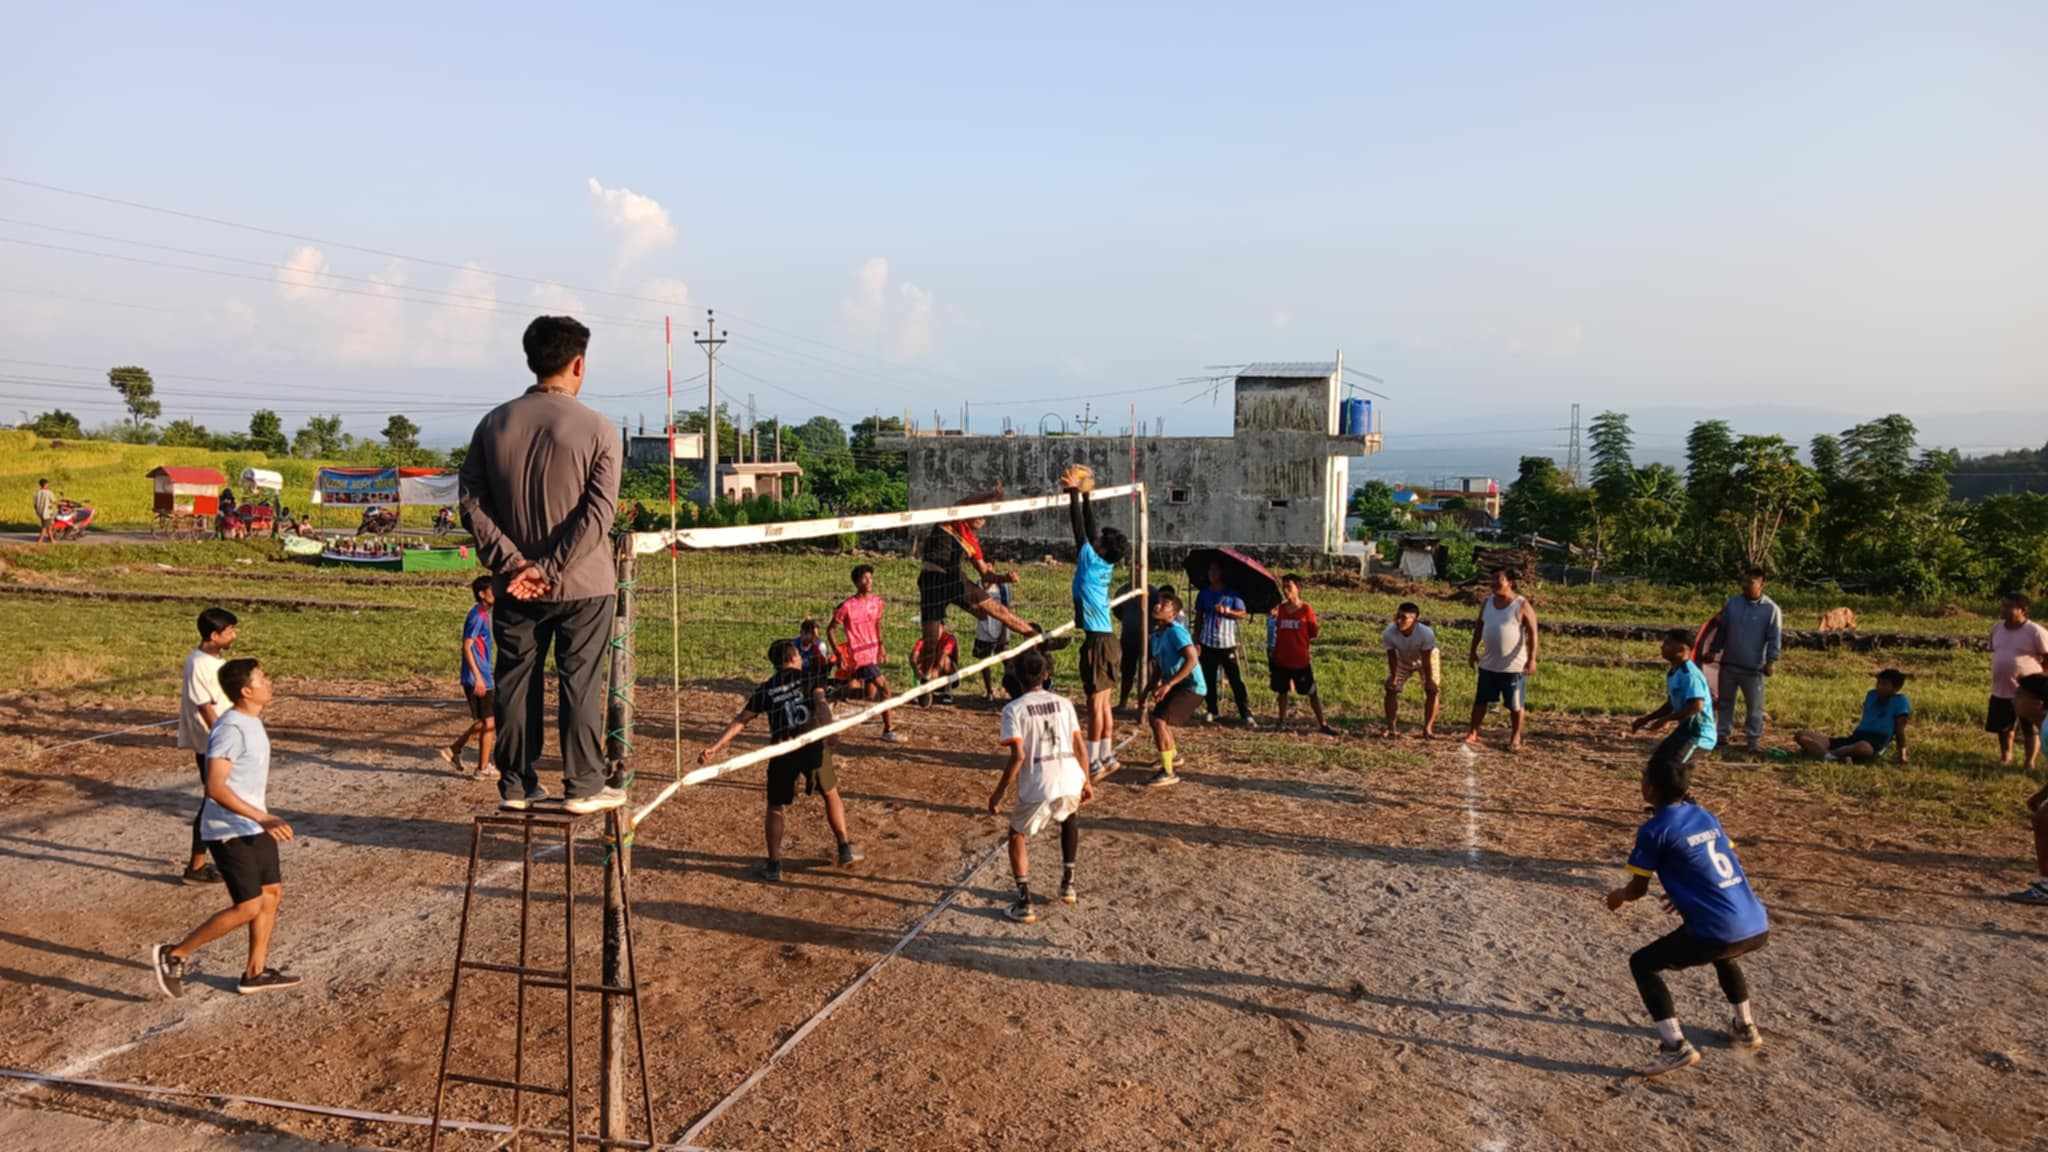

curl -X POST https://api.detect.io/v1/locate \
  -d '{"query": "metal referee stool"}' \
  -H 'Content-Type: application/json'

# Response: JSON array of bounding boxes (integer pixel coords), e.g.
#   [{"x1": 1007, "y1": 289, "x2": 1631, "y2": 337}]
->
[{"x1": 429, "y1": 807, "x2": 654, "y2": 1150}]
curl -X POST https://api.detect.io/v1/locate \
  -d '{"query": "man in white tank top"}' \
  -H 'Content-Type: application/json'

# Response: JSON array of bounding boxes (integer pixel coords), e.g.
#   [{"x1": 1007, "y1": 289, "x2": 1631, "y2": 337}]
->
[{"x1": 1464, "y1": 567, "x2": 1540, "y2": 751}]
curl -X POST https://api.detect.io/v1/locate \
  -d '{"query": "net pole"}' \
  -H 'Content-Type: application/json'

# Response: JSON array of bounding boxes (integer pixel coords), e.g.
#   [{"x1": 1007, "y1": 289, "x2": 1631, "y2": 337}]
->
[
  {"x1": 600, "y1": 541, "x2": 636, "y2": 1143},
  {"x1": 665, "y1": 316, "x2": 681, "y2": 782}
]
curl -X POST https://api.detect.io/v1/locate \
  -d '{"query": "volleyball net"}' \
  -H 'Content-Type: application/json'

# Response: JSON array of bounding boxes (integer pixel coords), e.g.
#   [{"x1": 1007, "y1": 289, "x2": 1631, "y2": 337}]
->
[{"x1": 624, "y1": 482, "x2": 1150, "y2": 826}]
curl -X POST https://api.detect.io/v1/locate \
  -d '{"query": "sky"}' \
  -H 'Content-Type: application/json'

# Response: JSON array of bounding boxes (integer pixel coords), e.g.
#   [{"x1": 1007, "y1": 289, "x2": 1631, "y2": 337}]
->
[{"x1": 2, "y1": 1, "x2": 2043, "y2": 476}]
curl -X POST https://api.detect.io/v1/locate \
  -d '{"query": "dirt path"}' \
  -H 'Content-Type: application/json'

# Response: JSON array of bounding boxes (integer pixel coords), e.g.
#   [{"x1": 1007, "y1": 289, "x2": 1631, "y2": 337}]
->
[{"x1": 0, "y1": 690, "x2": 2042, "y2": 1150}]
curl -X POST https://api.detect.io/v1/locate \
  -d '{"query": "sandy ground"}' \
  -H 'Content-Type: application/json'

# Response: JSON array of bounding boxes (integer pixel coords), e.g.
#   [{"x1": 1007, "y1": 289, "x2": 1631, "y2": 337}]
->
[{"x1": 0, "y1": 682, "x2": 2044, "y2": 1151}]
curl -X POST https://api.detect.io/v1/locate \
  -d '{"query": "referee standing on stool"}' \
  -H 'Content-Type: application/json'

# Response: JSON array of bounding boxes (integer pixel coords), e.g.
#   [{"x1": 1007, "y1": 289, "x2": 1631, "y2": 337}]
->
[{"x1": 459, "y1": 315, "x2": 627, "y2": 816}]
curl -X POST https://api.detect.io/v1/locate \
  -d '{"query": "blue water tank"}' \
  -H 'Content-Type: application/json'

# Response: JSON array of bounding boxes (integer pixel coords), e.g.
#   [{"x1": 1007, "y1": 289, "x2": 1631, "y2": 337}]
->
[{"x1": 1341, "y1": 398, "x2": 1367, "y2": 437}]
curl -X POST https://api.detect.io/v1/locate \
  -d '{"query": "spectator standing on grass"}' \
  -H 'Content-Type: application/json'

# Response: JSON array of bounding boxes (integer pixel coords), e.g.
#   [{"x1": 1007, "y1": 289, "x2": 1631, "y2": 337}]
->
[
  {"x1": 1987, "y1": 593, "x2": 2048, "y2": 769},
  {"x1": 34, "y1": 478, "x2": 56, "y2": 543},
  {"x1": 1381, "y1": 602, "x2": 1440, "y2": 738},
  {"x1": 827, "y1": 565, "x2": 903, "y2": 743},
  {"x1": 1707, "y1": 567, "x2": 1781, "y2": 754},
  {"x1": 1270, "y1": 574, "x2": 1337, "y2": 736},
  {"x1": 1465, "y1": 568, "x2": 1538, "y2": 751},
  {"x1": 459, "y1": 315, "x2": 626, "y2": 816},
  {"x1": 175, "y1": 608, "x2": 238, "y2": 885},
  {"x1": 152, "y1": 658, "x2": 302, "y2": 998},
  {"x1": 440, "y1": 576, "x2": 496, "y2": 776},
  {"x1": 1194, "y1": 562, "x2": 1256, "y2": 728},
  {"x1": 2003, "y1": 673, "x2": 2048, "y2": 905}
]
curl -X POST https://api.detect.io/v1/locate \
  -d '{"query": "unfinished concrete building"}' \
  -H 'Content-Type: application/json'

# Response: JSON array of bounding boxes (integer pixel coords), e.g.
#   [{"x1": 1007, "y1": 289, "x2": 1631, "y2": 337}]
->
[{"x1": 896, "y1": 362, "x2": 1380, "y2": 559}]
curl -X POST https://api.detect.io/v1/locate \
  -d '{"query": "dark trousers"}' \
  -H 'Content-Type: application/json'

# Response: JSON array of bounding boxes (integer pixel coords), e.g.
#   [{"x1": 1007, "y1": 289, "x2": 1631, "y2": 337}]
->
[
  {"x1": 1199, "y1": 645, "x2": 1252, "y2": 719},
  {"x1": 1630, "y1": 928, "x2": 1768, "y2": 1021},
  {"x1": 493, "y1": 594, "x2": 615, "y2": 802},
  {"x1": 189, "y1": 752, "x2": 207, "y2": 856},
  {"x1": 1118, "y1": 631, "x2": 1142, "y2": 703}
]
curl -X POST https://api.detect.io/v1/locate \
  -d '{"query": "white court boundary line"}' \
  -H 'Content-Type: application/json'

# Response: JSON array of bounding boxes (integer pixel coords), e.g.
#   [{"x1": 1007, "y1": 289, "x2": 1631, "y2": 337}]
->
[{"x1": 29, "y1": 718, "x2": 176, "y2": 759}]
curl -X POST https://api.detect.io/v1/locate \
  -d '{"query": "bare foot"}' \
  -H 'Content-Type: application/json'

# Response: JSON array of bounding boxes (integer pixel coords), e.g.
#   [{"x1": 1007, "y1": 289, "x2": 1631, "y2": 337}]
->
[
  {"x1": 1420, "y1": 728, "x2": 1438, "y2": 741},
  {"x1": 1507, "y1": 739, "x2": 1524, "y2": 754},
  {"x1": 438, "y1": 746, "x2": 460, "y2": 770},
  {"x1": 1319, "y1": 724, "x2": 1340, "y2": 737},
  {"x1": 1461, "y1": 732, "x2": 1482, "y2": 746},
  {"x1": 1381, "y1": 727, "x2": 1398, "y2": 739}
]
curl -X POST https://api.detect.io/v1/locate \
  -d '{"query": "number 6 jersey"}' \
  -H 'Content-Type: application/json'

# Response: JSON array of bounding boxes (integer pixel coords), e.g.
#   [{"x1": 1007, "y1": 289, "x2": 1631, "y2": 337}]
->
[{"x1": 1628, "y1": 800, "x2": 1770, "y2": 944}]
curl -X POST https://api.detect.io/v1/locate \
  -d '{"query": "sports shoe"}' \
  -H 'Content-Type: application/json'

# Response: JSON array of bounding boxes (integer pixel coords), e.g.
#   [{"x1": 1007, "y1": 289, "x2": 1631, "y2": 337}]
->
[
  {"x1": 1318, "y1": 724, "x2": 1340, "y2": 737},
  {"x1": 180, "y1": 863, "x2": 221, "y2": 886},
  {"x1": 236, "y1": 968, "x2": 303, "y2": 995},
  {"x1": 1241, "y1": 716, "x2": 1259, "y2": 731},
  {"x1": 753, "y1": 859, "x2": 783, "y2": 883},
  {"x1": 1745, "y1": 740, "x2": 1763, "y2": 756},
  {"x1": 937, "y1": 690, "x2": 956, "y2": 706},
  {"x1": 1144, "y1": 768, "x2": 1180, "y2": 789},
  {"x1": 499, "y1": 786, "x2": 548, "y2": 812},
  {"x1": 562, "y1": 787, "x2": 629, "y2": 815},
  {"x1": 1637, "y1": 1040, "x2": 1700, "y2": 1078},
  {"x1": 837, "y1": 841, "x2": 864, "y2": 866},
  {"x1": 1202, "y1": 712, "x2": 1217, "y2": 725},
  {"x1": 1059, "y1": 877, "x2": 1078, "y2": 905},
  {"x1": 1006, "y1": 897, "x2": 1038, "y2": 924},
  {"x1": 1729, "y1": 1016, "x2": 1762, "y2": 1050},
  {"x1": 2009, "y1": 880, "x2": 2048, "y2": 905},
  {"x1": 150, "y1": 943, "x2": 185, "y2": 999},
  {"x1": 880, "y1": 730, "x2": 907, "y2": 744}
]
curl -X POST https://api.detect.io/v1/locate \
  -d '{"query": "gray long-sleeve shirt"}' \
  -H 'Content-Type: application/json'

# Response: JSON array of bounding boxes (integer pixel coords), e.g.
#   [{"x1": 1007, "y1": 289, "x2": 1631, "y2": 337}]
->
[
  {"x1": 459, "y1": 387, "x2": 621, "y2": 602},
  {"x1": 1718, "y1": 594, "x2": 1783, "y2": 672}
]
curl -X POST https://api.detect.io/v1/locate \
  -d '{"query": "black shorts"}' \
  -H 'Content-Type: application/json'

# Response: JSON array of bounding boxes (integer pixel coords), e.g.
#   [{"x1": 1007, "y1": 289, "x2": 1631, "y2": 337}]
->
[
  {"x1": 1269, "y1": 663, "x2": 1317, "y2": 696},
  {"x1": 918, "y1": 569, "x2": 987, "y2": 624},
  {"x1": 207, "y1": 833, "x2": 282, "y2": 905},
  {"x1": 1079, "y1": 632, "x2": 1120, "y2": 697},
  {"x1": 1987, "y1": 695, "x2": 2023, "y2": 733},
  {"x1": 1831, "y1": 732, "x2": 1892, "y2": 756},
  {"x1": 972, "y1": 637, "x2": 1001, "y2": 659},
  {"x1": 465, "y1": 689, "x2": 495, "y2": 721},
  {"x1": 1150, "y1": 684, "x2": 1202, "y2": 727},
  {"x1": 766, "y1": 745, "x2": 836, "y2": 808}
]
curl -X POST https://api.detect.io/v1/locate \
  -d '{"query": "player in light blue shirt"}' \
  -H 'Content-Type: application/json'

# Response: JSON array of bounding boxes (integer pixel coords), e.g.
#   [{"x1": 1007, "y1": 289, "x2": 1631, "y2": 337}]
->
[
  {"x1": 1606, "y1": 742, "x2": 1770, "y2": 1077},
  {"x1": 1631, "y1": 628, "x2": 1717, "y2": 759},
  {"x1": 1142, "y1": 590, "x2": 1206, "y2": 789},
  {"x1": 1067, "y1": 484, "x2": 1129, "y2": 777},
  {"x1": 1794, "y1": 669, "x2": 1911, "y2": 764}
]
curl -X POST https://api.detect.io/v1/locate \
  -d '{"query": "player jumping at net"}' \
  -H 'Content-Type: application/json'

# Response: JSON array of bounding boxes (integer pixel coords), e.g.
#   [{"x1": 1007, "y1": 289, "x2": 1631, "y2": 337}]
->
[
  {"x1": 989, "y1": 648, "x2": 1094, "y2": 923},
  {"x1": 1062, "y1": 466, "x2": 1129, "y2": 778},
  {"x1": 700, "y1": 639, "x2": 863, "y2": 883},
  {"x1": 1605, "y1": 742, "x2": 1770, "y2": 1077},
  {"x1": 827, "y1": 564, "x2": 904, "y2": 743},
  {"x1": 915, "y1": 485, "x2": 1066, "y2": 691}
]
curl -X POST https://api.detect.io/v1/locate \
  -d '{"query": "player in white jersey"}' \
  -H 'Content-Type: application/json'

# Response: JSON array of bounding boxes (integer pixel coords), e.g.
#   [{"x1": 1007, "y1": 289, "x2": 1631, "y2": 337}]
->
[{"x1": 989, "y1": 649, "x2": 1094, "y2": 924}]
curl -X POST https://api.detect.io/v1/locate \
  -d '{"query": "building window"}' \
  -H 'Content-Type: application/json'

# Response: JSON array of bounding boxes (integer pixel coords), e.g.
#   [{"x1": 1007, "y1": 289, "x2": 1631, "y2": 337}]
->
[
  {"x1": 1269, "y1": 498, "x2": 1291, "y2": 509},
  {"x1": 1169, "y1": 488, "x2": 1190, "y2": 504}
]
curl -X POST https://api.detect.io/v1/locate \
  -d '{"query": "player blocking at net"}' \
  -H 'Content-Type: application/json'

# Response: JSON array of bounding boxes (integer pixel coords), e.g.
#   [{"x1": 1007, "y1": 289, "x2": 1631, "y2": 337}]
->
[
  {"x1": 1062, "y1": 464, "x2": 1129, "y2": 778},
  {"x1": 914, "y1": 485, "x2": 1067, "y2": 691},
  {"x1": 699, "y1": 639, "x2": 863, "y2": 883},
  {"x1": 988, "y1": 648, "x2": 1094, "y2": 923}
]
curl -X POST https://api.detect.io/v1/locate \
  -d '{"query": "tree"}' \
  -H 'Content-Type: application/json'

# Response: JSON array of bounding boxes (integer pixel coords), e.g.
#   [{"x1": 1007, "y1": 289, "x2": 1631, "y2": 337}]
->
[
  {"x1": 678, "y1": 404, "x2": 744, "y2": 463},
  {"x1": 1809, "y1": 433, "x2": 1842, "y2": 490},
  {"x1": 248, "y1": 409, "x2": 288, "y2": 456},
  {"x1": 1348, "y1": 480, "x2": 1404, "y2": 533},
  {"x1": 1501, "y1": 455, "x2": 1590, "y2": 546},
  {"x1": 383, "y1": 414, "x2": 421, "y2": 456},
  {"x1": 850, "y1": 415, "x2": 908, "y2": 479},
  {"x1": 789, "y1": 416, "x2": 849, "y2": 461},
  {"x1": 26, "y1": 409, "x2": 83, "y2": 439},
  {"x1": 1963, "y1": 494, "x2": 2048, "y2": 596},
  {"x1": 1724, "y1": 435, "x2": 1819, "y2": 573},
  {"x1": 159, "y1": 418, "x2": 213, "y2": 447},
  {"x1": 108, "y1": 365, "x2": 160, "y2": 430},
  {"x1": 1684, "y1": 420, "x2": 1738, "y2": 513},
  {"x1": 293, "y1": 414, "x2": 346, "y2": 458},
  {"x1": 1587, "y1": 411, "x2": 1635, "y2": 504}
]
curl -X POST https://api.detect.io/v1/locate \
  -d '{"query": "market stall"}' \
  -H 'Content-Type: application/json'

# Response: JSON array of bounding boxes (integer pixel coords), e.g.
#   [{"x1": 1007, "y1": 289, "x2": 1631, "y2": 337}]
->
[{"x1": 148, "y1": 466, "x2": 226, "y2": 539}]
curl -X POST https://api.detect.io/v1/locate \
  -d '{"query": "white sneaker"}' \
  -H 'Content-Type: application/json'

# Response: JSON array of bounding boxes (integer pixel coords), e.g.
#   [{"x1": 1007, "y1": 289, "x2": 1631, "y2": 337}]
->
[
  {"x1": 563, "y1": 787, "x2": 629, "y2": 815},
  {"x1": 880, "y1": 730, "x2": 907, "y2": 744},
  {"x1": 1637, "y1": 1040, "x2": 1700, "y2": 1078}
]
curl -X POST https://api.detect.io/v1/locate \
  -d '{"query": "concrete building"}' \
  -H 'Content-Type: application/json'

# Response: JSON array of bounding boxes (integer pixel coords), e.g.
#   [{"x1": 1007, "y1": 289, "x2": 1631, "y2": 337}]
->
[
  {"x1": 620, "y1": 430, "x2": 802, "y2": 504},
  {"x1": 894, "y1": 362, "x2": 1380, "y2": 558}
]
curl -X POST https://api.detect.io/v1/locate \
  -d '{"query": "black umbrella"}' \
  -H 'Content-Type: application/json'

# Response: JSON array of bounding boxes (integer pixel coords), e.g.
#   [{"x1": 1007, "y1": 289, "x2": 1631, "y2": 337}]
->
[{"x1": 1183, "y1": 547, "x2": 1283, "y2": 615}]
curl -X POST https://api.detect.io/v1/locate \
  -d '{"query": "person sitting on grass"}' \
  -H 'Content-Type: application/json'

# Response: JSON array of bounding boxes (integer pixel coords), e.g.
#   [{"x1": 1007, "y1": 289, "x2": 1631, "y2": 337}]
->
[
  {"x1": 699, "y1": 639, "x2": 862, "y2": 883},
  {"x1": 1270, "y1": 574, "x2": 1337, "y2": 736},
  {"x1": 1604, "y1": 742, "x2": 1770, "y2": 1078},
  {"x1": 441, "y1": 575, "x2": 496, "y2": 775},
  {"x1": 1381, "y1": 602, "x2": 1440, "y2": 738},
  {"x1": 912, "y1": 626, "x2": 961, "y2": 706},
  {"x1": 1630, "y1": 628, "x2": 1718, "y2": 763},
  {"x1": 152, "y1": 658, "x2": 302, "y2": 998},
  {"x1": 972, "y1": 575, "x2": 1012, "y2": 699},
  {"x1": 2003, "y1": 673, "x2": 2048, "y2": 905},
  {"x1": 827, "y1": 565, "x2": 904, "y2": 744},
  {"x1": 1143, "y1": 590, "x2": 1207, "y2": 788},
  {"x1": 1793, "y1": 668, "x2": 1910, "y2": 764},
  {"x1": 989, "y1": 648, "x2": 1094, "y2": 923}
]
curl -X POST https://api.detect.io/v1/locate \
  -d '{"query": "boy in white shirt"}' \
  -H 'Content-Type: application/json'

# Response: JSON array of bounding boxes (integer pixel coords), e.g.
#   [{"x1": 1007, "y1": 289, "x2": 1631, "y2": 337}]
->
[
  {"x1": 176, "y1": 608, "x2": 238, "y2": 884},
  {"x1": 1382, "y1": 602, "x2": 1441, "y2": 738},
  {"x1": 972, "y1": 578, "x2": 1012, "y2": 698},
  {"x1": 988, "y1": 649, "x2": 1094, "y2": 923}
]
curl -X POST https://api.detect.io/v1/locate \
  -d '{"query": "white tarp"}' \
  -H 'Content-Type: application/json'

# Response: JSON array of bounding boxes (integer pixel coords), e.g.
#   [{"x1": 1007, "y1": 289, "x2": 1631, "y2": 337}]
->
[
  {"x1": 241, "y1": 468, "x2": 283, "y2": 492},
  {"x1": 398, "y1": 472, "x2": 460, "y2": 506},
  {"x1": 1398, "y1": 546, "x2": 1437, "y2": 580}
]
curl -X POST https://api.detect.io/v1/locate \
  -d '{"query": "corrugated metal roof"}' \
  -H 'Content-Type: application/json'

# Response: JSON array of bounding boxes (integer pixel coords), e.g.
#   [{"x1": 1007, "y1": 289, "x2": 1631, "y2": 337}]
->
[
  {"x1": 147, "y1": 465, "x2": 227, "y2": 484},
  {"x1": 1235, "y1": 361, "x2": 1337, "y2": 379}
]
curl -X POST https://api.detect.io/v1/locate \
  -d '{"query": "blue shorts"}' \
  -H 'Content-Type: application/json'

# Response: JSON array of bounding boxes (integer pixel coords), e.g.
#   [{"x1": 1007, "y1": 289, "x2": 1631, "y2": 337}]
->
[{"x1": 1475, "y1": 668, "x2": 1524, "y2": 711}]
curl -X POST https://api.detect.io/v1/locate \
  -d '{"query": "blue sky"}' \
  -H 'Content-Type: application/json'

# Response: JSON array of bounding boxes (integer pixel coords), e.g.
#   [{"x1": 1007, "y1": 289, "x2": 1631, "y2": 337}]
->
[{"x1": 2, "y1": 2, "x2": 2043, "y2": 472}]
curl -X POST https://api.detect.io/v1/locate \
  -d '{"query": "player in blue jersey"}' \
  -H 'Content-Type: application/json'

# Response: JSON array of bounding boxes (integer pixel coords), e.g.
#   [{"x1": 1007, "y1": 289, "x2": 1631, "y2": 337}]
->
[
  {"x1": 1630, "y1": 628, "x2": 1718, "y2": 763},
  {"x1": 1065, "y1": 469, "x2": 1128, "y2": 778},
  {"x1": 1605, "y1": 742, "x2": 1771, "y2": 1077}
]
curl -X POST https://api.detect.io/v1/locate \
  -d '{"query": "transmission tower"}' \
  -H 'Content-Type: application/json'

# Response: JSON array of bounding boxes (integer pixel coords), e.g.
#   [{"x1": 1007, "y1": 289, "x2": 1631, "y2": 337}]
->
[{"x1": 1564, "y1": 402, "x2": 1583, "y2": 485}]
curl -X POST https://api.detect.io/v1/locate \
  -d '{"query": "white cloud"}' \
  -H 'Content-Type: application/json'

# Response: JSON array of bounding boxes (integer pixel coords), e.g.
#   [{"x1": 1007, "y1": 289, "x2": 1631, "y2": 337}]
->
[
  {"x1": 528, "y1": 281, "x2": 588, "y2": 317},
  {"x1": 840, "y1": 257, "x2": 938, "y2": 360},
  {"x1": 636, "y1": 276, "x2": 690, "y2": 322},
  {"x1": 425, "y1": 262, "x2": 499, "y2": 365},
  {"x1": 587, "y1": 177, "x2": 677, "y2": 269},
  {"x1": 276, "y1": 246, "x2": 327, "y2": 301}
]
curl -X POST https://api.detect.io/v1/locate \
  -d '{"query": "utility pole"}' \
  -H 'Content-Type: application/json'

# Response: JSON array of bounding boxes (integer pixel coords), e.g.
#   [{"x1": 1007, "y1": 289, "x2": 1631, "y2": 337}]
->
[
  {"x1": 1564, "y1": 402, "x2": 1583, "y2": 485},
  {"x1": 693, "y1": 311, "x2": 726, "y2": 502},
  {"x1": 747, "y1": 393, "x2": 758, "y2": 464}
]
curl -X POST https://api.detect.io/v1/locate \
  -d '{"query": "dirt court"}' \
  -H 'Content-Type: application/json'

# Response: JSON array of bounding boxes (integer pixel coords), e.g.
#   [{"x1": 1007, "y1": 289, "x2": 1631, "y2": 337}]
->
[{"x1": 0, "y1": 681, "x2": 2043, "y2": 1151}]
